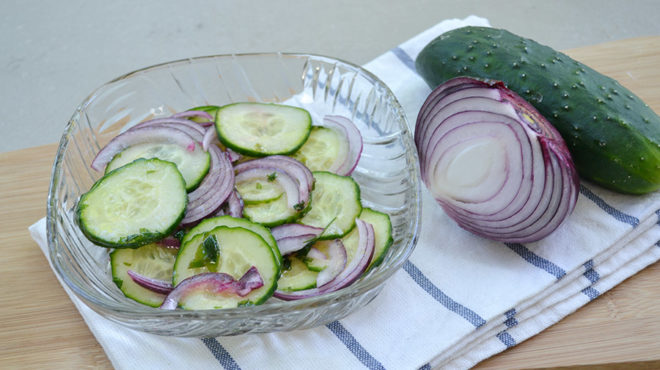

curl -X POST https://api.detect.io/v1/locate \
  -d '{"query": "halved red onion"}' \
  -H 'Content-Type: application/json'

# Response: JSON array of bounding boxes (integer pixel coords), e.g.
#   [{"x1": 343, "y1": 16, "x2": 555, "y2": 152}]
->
[
  {"x1": 273, "y1": 219, "x2": 374, "y2": 300},
  {"x1": 160, "y1": 266, "x2": 263, "y2": 310},
  {"x1": 181, "y1": 145, "x2": 234, "y2": 224},
  {"x1": 320, "y1": 115, "x2": 363, "y2": 176},
  {"x1": 91, "y1": 125, "x2": 200, "y2": 171},
  {"x1": 127, "y1": 270, "x2": 173, "y2": 295},
  {"x1": 415, "y1": 77, "x2": 578, "y2": 243}
]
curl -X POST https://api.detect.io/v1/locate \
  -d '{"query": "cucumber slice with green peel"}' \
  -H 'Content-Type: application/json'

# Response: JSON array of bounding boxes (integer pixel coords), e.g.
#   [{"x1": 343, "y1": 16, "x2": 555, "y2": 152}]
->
[
  {"x1": 111, "y1": 243, "x2": 178, "y2": 307},
  {"x1": 215, "y1": 102, "x2": 312, "y2": 157},
  {"x1": 358, "y1": 208, "x2": 393, "y2": 269},
  {"x1": 172, "y1": 225, "x2": 279, "y2": 308},
  {"x1": 338, "y1": 208, "x2": 393, "y2": 270},
  {"x1": 291, "y1": 126, "x2": 344, "y2": 172},
  {"x1": 180, "y1": 215, "x2": 281, "y2": 270},
  {"x1": 243, "y1": 194, "x2": 305, "y2": 227},
  {"x1": 235, "y1": 174, "x2": 284, "y2": 204},
  {"x1": 105, "y1": 141, "x2": 210, "y2": 191},
  {"x1": 299, "y1": 171, "x2": 362, "y2": 239},
  {"x1": 277, "y1": 254, "x2": 318, "y2": 292},
  {"x1": 77, "y1": 158, "x2": 187, "y2": 248}
]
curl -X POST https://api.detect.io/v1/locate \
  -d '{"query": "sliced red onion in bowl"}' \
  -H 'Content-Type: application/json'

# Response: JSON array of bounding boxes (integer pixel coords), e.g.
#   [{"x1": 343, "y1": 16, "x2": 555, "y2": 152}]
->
[
  {"x1": 171, "y1": 109, "x2": 214, "y2": 122},
  {"x1": 270, "y1": 223, "x2": 324, "y2": 255},
  {"x1": 311, "y1": 239, "x2": 348, "y2": 287},
  {"x1": 181, "y1": 144, "x2": 234, "y2": 224},
  {"x1": 160, "y1": 267, "x2": 264, "y2": 310},
  {"x1": 202, "y1": 125, "x2": 218, "y2": 151},
  {"x1": 221, "y1": 189, "x2": 244, "y2": 218},
  {"x1": 415, "y1": 77, "x2": 578, "y2": 243},
  {"x1": 270, "y1": 223, "x2": 324, "y2": 241},
  {"x1": 127, "y1": 270, "x2": 173, "y2": 295},
  {"x1": 234, "y1": 156, "x2": 312, "y2": 211},
  {"x1": 320, "y1": 115, "x2": 363, "y2": 176},
  {"x1": 130, "y1": 117, "x2": 206, "y2": 139},
  {"x1": 273, "y1": 219, "x2": 374, "y2": 300},
  {"x1": 90, "y1": 125, "x2": 201, "y2": 172}
]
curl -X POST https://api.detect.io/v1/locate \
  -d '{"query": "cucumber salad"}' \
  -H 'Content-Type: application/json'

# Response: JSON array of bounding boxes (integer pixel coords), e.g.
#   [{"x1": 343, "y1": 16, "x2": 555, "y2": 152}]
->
[{"x1": 76, "y1": 102, "x2": 393, "y2": 310}]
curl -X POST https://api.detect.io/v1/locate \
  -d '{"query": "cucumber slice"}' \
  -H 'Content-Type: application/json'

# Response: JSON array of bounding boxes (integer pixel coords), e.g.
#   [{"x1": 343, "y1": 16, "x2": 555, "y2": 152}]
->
[
  {"x1": 299, "y1": 171, "x2": 362, "y2": 239},
  {"x1": 339, "y1": 208, "x2": 393, "y2": 271},
  {"x1": 172, "y1": 226, "x2": 279, "y2": 308},
  {"x1": 106, "y1": 141, "x2": 210, "y2": 191},
  {"x1": 242, "y1": 194, "x2": 303, "y2": 227},
  {"x1": 235, "y1": 174, "x2": 284, "y2": 204},
  {"x1": 180, "y1": 215, "x2": 281, "y2": 270},
  {"x1": 277, "y1": 254, "x2": 318, "y2": 292},
  {"x1": 359, "y1": 208, "x2": 393, "y2": 269},
  {"x1": 291, "y1": 126, "x2": 344, "y2": 172},
  {"x1": 215, "y1": 102, "x2": 312, "y2": 157},
  {"x1": 77, "y1": 158, "x2": 187, "y2": 248},
  {"x1": 111, "y1": 243, "x2": 178, "y2": 307}
]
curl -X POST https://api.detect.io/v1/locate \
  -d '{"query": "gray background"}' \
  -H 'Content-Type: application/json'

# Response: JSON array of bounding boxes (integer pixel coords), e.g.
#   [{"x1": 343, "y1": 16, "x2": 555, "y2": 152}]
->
[{"x1": 3, "y1": 0, "x2": 659, "y2": 153}]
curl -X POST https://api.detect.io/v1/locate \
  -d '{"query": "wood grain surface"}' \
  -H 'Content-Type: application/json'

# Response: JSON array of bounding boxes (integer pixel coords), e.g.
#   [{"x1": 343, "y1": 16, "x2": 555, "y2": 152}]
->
[{"x1": 1, "y1": 36, "x2": 659, "y2": 369}]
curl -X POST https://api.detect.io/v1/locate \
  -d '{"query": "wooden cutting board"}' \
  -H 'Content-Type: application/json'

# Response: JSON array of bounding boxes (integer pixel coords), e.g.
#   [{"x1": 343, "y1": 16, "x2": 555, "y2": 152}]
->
[{"x1": 1, "y1": 36, "x2": 659, "y2": 369}]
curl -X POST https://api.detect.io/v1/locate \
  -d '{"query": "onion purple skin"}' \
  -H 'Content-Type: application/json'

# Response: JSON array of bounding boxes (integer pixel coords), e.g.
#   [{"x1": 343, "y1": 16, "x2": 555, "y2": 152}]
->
[{"x1": 415, "y1": 77, "x2": 579, "y2": 243}]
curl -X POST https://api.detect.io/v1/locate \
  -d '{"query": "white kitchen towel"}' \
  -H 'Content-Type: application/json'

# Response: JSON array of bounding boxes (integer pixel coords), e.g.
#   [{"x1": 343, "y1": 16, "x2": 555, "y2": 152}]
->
[{"x1": 30, "y1": 15, "x2": 660, "y2": 370}]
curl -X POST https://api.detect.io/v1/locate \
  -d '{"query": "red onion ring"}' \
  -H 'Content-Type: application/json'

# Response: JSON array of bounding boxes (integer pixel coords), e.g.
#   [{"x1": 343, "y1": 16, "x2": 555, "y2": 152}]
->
[
  {"x1": 273, "y1": 219, "x2": 374, "y2": 300},
  {"x1": 127, "y1": 270, "x2": 173, "y2": 295},
  {"x1": 91, "y1": 125, "x2": 199, "y2": 171},
  {"x1": 321, "y1": 115, "x2": 363, "y2": 176},
  {"x1": 181, "y1": 145, "x2": 234, "y2": 224},
  {"x1": 171, "y1": 110, "x2": 214, "y2": 122},
  {"x1": 160, "y1": 266, "x2": 263, "y2": 310}
]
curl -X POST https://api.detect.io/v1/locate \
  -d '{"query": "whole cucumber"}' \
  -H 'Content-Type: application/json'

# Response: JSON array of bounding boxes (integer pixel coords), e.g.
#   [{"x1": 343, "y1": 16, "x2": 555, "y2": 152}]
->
[{"x1": 415, "y1": 26, "x2": 660, "y2": 194}]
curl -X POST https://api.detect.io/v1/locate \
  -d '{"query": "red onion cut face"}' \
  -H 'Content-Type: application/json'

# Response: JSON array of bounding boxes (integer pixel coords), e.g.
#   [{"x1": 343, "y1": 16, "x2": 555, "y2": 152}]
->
[{"x1": 415, "y1": 77, "x2": 579, "y2": 243}]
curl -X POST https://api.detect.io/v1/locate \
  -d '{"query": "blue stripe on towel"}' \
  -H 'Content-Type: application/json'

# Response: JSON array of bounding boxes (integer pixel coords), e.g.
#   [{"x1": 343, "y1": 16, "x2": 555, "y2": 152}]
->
[
  {"x1": 403, "y1": 260, "x2": 487, "y2": 328},
  {"x1": 580, "y1": 185, "x2": 640, "y2": 227},
  {"x1": 504, "y1": 309, "x2": 518, "y2": 328},
  {"x1": 496, "y1": 331, "x2": 516, "y2": 348},
  {"x1": 583, "y1": 260, "x2": 600, "y2": 284},
  {"x1": 201, "y1": 338, "x2": 241, "y2": 370},
  {"x1": 656, "y1": 209, "x2": 660, "y2": 225},
  {"x1": 326, "y1": 321, "x2": 385, "y2": 370},
  {"x1": 419, "y1": 363, "x2": 432, "y2": 370},
  {"x1": 505, "y1": 243, "x2": 566, "y2": 280},
  {"x1": 582, "y1": 286, "x2": 600, "y2": 301},
  {"x1": 581, "y1": 260, "x2": 601, "y2": 300},
  {"x1": 391, "y1": 47, "x2": 416, "y2": 72}
]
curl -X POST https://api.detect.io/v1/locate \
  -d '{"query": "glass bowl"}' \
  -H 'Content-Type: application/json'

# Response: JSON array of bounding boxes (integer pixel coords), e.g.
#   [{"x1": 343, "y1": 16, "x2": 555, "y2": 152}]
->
[{"x1": 47, "y1": 53, "x2": 421, "y2": 337}]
